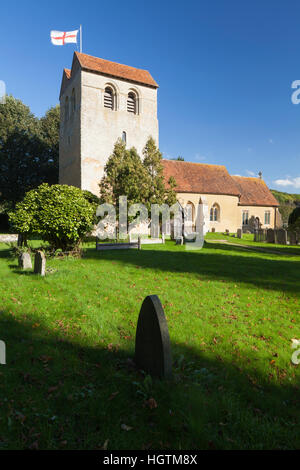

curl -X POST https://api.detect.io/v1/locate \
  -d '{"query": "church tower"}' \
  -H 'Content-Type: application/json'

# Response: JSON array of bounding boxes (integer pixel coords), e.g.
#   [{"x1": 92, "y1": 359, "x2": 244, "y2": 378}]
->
[{"x1": 59, "y1": 52, "x2": 159, "y2": 195}]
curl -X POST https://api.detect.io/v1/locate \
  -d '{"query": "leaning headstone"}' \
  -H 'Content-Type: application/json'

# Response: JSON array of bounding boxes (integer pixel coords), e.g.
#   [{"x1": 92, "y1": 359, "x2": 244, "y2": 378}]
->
[
  {"x1": 135, "y1": 295, "x2": 172, "y2": 380},
  {"x1": 275, "y1": 229, "x2": 287, "y2": 245},
  {"x1": 18, "y1": 252, "x2": 32, "y2": 270},
  {"x1": 288, "y1": 231, "x2": 297, "y2": 246},
  {"x1": 237, "y1": 228, "x2": 242, "y2": 239},
  {"x1": 34, "y1": 251, "x2": 46, "y2": 276},
  {"x1": 267, "y1": 228, "x2": 275, "y2": 243}
]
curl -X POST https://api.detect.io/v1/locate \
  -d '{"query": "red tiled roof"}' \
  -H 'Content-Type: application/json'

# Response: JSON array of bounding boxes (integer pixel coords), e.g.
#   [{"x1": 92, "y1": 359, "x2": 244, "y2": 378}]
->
[
  {"x1": 162, "y1": 160, "x2": 241, "y2": 197},
  {"x1": 232, "y1": 176, "x2": 279, "y2": 207},
  {"x1": 74, "y1": 52, "x2": 158, "y2": 88}
]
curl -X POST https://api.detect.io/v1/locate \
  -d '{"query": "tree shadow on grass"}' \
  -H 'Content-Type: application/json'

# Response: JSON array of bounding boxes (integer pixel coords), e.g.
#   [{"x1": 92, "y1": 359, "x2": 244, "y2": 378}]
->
[
  {"x1": 83, "y1": 242, "x2": 300, "y2": 295},
  {"x1": 0, "y1": 310, "x2": 298, "y2": 450}
]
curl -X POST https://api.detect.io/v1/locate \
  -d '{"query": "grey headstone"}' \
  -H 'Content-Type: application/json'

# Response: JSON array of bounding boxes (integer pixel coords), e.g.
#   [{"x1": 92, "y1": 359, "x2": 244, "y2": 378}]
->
[
  {"x1": 162, "y1": 233, "x2": 165, "y2": 244},
  {"x1": 237, "y1": 228, "x2": 242, "y2": 239},
  {"x1": 34, "y1": 251, "x2": 46, "y2": 276},
  {"x1": 275, "y1": 229, "x2": 287, "y2": 245},
  {"x1": 18, "y1": 252, "x2": 32, "y2": 270},
  {"x1": 175, "y1": 236, "x2": 183, "y2": 245},
  {"x1": 267, "y1": 228, "x2": 275, "y2": 243},
  {"x1": 138, "y1": 236, "x2": 141, "y2": 250},
  {"x1": 288, "y1": 231, "x2": 297, "y2": 246},
  {"x1": 135, "y1": 295, "x2": 172, "y2": 380}
]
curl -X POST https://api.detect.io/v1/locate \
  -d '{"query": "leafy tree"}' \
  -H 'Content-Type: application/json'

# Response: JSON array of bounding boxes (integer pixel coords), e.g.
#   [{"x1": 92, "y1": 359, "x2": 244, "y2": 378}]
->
[
  {"x1": 39, "y1": 104, "x2": 60, "y2": 183},
  {"x1": 9, "y1": 184, "x2": 95, "y2": 251},
  {"x1": 99, "y1": 138, "x2": 177, "y2": 212},
  {"x1": 0, "y1": 96, "x2": 59, "y2": 206},
  {"x1": 288, "y1": 206, "x2": 300, "y2": 229},
  {"x1": 271, "y1": 189, "x2": 300, "y2": 225}
]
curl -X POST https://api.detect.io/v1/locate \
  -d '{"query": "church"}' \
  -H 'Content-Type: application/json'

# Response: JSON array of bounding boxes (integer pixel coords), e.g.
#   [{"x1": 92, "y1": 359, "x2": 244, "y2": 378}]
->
[{"x1": 59, "y1": 52, "x2": 279, "y2": 233}]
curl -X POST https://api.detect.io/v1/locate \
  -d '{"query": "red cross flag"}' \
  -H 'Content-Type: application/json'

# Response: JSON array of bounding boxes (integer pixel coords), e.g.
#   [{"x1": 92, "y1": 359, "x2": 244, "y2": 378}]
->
[{"x1": 50, "y1": 30, "x2": 79, "y2": 46}]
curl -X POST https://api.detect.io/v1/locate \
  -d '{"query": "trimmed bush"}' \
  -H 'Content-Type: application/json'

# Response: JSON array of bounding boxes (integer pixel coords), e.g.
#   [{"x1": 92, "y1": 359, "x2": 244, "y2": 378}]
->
[{"x1": 9, "y1": 184, "x2": 95, "y2": 251}]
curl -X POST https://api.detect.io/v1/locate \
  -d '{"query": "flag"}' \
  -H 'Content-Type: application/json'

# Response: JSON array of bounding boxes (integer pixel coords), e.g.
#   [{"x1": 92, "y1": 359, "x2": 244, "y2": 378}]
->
[{"x1": 50, "y1": 30, "x2": 78, "y2": 46}]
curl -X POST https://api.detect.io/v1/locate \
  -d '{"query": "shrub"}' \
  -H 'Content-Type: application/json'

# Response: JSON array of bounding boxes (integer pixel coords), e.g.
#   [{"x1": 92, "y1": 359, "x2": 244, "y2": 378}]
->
[{"x1": 9, "y1": 184, "x2": 95, "y2": 251}]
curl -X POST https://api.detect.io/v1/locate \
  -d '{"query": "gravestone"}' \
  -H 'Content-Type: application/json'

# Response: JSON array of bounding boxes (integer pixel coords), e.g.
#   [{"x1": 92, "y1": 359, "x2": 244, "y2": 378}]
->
[
  {"x1": 267, "y1": 228, "x2": 275, "y2": 243},
  {"x1": 288, "y1": 231, "x2": 298, "y2": 246},
  {"x1": 225, "y1": 229, "x2": 229, "y2": 235},
  {"x1": 254, "y1": 229, "x2": 267, "y2": 242},
  {"x1": 135, "y1": 295, "x2": 172, "y2": 380},
  {"x1": 18, "y1": 252, "x2": 32, "y2": 270},
  {"x1": 211, "y1": 227, "x2": 215, "y2": 233},
  {"x1": 34, "y1": 251, "x2": 46, "y2": 276},
  {"x1": 175, "y1": 236, "x2": 184, "y2": 245},
  {"x1": 237, "y1": 228, "x2": 242, "y2": 239},
  {"x1": 138, "y1": 236, "x2": 142, "y2": 250},
  {"x1": 275, "y1": 229, "x2": 287, "y2": 245}
]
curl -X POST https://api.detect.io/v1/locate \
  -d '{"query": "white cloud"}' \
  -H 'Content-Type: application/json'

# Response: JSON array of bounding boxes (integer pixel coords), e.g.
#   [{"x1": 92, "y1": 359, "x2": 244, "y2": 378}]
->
[
  {"x1": 274, "y1": 177, "x2": 300, "y2": 189},
  {"x1": 269, "y1": 139, "x2": 273, "y2": 144},
  {"x1": 246, "y1": 170, "x2": 256, "y2": 177}
]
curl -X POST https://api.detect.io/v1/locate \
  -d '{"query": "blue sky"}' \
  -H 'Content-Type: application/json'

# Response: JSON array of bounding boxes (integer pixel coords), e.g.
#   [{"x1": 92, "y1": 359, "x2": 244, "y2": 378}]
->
[{"x1": 2, "y1": 0, "x2": 300, "y2": 192}]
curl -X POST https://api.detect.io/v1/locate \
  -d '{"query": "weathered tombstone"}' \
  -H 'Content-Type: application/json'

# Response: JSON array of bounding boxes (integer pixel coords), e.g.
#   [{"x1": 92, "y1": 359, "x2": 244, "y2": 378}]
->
[
  {"x1": 225, "y1": 229, "x2": 229, "y2": 235},
  {"x1": 138, "y1": 236, "x2": 141, "y2": 250},
  {"x1": 288, "y1": 231, "x2": 297, "y2": 246},
  {"x1": 275, "y1": 228, "x2": 287, "y2": 245},
  {"x1": 175, "y1": 236, "x2": 184, "y2": 245},
  {"x1": 211, "y1": 227, "x2": 215, "y2": 233},
  {"x1": 162, "y1": 233, "x2": 165, "y2": 244},
  {"x1": 18, "y1": 252, "x2": 32, "y2": 270},
  {"x1": 34, "y1": 251, "x2": 46, "y2": 276},
  {"x1": 135, "y1": 295, "x2": 172, "y2": 380},
  {"x1": 237, "y1": 228, "x2": 242, "y2": 239},
  {"x1": 267, "y1": 228, "x2": 275, "y2": 243}
]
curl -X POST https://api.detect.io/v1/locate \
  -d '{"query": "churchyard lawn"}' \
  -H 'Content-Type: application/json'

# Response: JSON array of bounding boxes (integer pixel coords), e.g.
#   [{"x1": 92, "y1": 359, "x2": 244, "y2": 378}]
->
[{"x1": 0, "y1": 239, "x2": 299, "y2": 449}]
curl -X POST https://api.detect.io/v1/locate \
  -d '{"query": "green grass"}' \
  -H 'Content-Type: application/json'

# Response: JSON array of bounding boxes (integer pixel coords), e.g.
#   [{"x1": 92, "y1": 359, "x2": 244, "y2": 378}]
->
[
  {"x1": 206, "y1": 232, "x2": 300, "y2": 255},
  {"x1": 0, "y1": 239, "x2": 299, "y2": 450}
]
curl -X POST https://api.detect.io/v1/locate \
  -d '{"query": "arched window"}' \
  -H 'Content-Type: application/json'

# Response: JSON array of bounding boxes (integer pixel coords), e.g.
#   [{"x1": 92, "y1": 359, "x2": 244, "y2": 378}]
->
[
  {"x1": 210, "y1": 203, "x2": 220, "y2": 222},
  {"x1": 127, "y1": 92, "x2": 137, "y2": 114},
  {"x1": 122, "y1": 131, "x2": 127, "y2": 144},
  {"x1": 104, "y1": 87, "x2": 114, "y2": 109},
  {"x1": 71, "y1": 88, "x2": 76, "y2": 114},
  {"x1": 65, "y1": 96, "x2": 69, "y2": 122},
  {"x1": 186, "y1": 202, "x2": 195, "y2": 222}
]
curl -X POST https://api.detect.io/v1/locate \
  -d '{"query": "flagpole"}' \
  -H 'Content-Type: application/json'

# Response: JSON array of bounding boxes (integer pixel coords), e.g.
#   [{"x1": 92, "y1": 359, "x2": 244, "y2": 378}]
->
[{"x1": 80, "y1": 25, "x2": 82, "y2": 53}]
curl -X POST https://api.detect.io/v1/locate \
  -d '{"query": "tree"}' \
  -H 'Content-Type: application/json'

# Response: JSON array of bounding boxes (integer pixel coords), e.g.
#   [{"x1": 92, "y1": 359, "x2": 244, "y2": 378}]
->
[
  {"x1": 0, "y1": 96, "x2": 59, "y2": 206},
  {"x1": 288, "y1": 206, "x2": 300, "y2": 232},
  {"x1": 99, "y1": 137, "x2": 177, "y2": 212},
  {"x1": 39, "y1": 105, "x2": 60, "y2": 184},
  {"x1": 9, "y1": 184, "x2": 95, "y2": 251}
]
